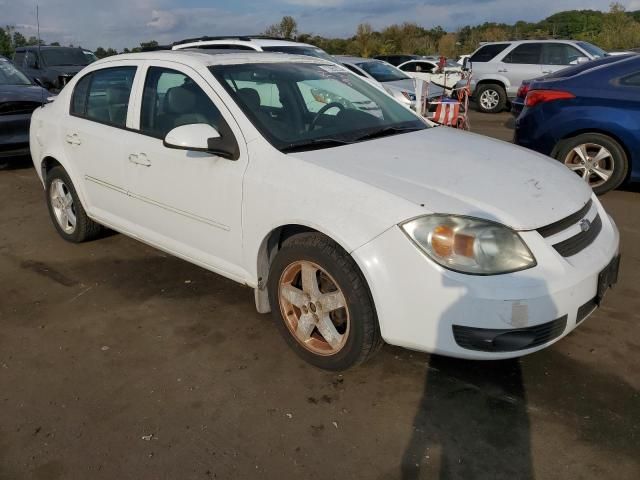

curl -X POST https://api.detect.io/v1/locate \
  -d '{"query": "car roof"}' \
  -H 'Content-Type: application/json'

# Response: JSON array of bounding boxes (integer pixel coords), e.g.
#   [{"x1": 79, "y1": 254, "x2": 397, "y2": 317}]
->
[
  {"x1": 336, "y1": 55, "x2": 381, "y2": 64},
  {"x1": 479, "y1": 39, "x2": 586, "y2": 46},
  {"x1": 172, "y1": 36, "x2": 318, "y2": 50},
  {"x1": 15, "y1": 45, "x2": 83, "y2": 51},
  {"x1": 91, "y1": 49, "x2": 334, "y2": 68}
]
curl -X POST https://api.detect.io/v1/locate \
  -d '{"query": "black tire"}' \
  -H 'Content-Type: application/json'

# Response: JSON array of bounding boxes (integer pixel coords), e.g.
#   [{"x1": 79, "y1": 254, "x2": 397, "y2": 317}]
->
[
  {"x1": 268, "y1": 233, "x2": 382, "y2": 371},
  {"x1": 476, "y1": 83, "x2": 507, "y2": 113},
  {"x1": 555, "y1": 133, "x2": 628, "y2": 195},
  {"x1": 45, "y1": 165, "x2": 102, "y2": 242}
]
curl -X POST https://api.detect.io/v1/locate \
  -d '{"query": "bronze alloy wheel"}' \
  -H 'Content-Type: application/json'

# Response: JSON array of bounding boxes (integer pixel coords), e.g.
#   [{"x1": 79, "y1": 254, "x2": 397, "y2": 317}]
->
[{"x1": 278, "y1": 260, "x2": 350, "y2": 356}]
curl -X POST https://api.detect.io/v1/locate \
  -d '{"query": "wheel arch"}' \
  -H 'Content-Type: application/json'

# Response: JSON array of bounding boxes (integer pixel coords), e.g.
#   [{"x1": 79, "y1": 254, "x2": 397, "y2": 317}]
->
[
  {"x1": 40, "y1": 156, "x2": 63, "y2": 183},
  {"x1": 475, "y1": 78, "x2": 508, "y2": 92},
  {"x1": 253, "y1": 223, "x2": 368, "y2": 314}
]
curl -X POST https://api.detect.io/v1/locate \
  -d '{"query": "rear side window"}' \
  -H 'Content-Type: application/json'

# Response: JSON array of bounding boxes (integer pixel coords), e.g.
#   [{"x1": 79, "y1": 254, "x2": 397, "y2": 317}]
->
[
  {"x1": 70, "y1": 66, "x2": 136, "y2": 128},
  {"x1": 503, "y1": 44, "x2": 543, "y2": 64},
  {"x1": 140, "y1": 67, "x2": 223, "y2": 139},
  {"x1": 470, "y1": 44, "x2": 509, "y2": 63},
  {"x1": 541, "y1": 43, "x2": 583, "y2": 65}
]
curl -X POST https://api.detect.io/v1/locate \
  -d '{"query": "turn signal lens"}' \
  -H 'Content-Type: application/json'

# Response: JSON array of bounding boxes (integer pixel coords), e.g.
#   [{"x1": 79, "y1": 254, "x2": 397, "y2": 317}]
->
[
  {"x1": 401, "y1": 215, "x2": 536, "y2": 275},
  {"x1": 524, "y1": 89, "x2": 575, "y2": 108}
]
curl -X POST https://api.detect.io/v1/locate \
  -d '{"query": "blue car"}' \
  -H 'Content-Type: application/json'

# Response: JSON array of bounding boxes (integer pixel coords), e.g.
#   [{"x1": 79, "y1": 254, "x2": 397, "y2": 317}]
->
[{"x1": 514, "y1": 55, "x2": 640, "y2": 194}]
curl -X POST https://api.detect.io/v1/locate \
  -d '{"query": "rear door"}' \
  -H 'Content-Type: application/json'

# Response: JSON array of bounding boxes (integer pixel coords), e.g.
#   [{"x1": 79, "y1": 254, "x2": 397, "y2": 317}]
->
[
  {"x1": 500, "y1": 43, "x2": 544, "y2": 96},
  {"x1": 63, "y1": 63, "x2": 140, "y2": 223},
  {"x1": 540, "y1": 43, "x2": 585, "y2": 75}
]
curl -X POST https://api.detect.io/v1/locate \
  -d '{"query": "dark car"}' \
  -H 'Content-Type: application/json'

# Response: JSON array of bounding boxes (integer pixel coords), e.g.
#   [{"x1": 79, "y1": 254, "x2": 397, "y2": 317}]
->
[
  {"x1": 514, "y1": 54, "x2": 640, "y2": 194},
  {"x1": 374, "y1": 54, "x2": 421, "y2": 66},
  {"x1": 13, "y1": 46, "x2": 91, "y2": 92},
  {"x1": 0, "y1": 57, "x2": 50, "y2": 159},
  {"x1": 510, "y1": 80, "x2": 530, "y2": 117}
]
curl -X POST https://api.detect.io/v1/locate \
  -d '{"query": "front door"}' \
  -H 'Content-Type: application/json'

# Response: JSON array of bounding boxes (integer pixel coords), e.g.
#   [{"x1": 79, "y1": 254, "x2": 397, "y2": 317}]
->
[
  {"x1": 500, "y1": 43, "x2": 544, "y2": 97},
  {"x1": 125, "y1": 62, "x2": 248, "y2": 281}
]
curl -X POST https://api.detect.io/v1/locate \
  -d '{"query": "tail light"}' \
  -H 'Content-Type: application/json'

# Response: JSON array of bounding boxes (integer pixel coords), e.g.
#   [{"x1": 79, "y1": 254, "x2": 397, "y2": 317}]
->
[
  {"x1": 525, "y1": 89, "x2": 575, "y2": 108},
  {"x1": 517, "y1": 84, "x2": 530, "y2": 99}
]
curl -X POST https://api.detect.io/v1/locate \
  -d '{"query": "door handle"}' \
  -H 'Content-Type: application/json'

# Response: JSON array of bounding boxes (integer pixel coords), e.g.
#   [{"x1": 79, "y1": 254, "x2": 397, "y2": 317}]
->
[
  {"x1": 65, "y1": 133, "x2": 81, "y2": 146},
  {"x1": 498, "y1": 69, "x2": 508, "y2": 73},
  {"x1": 128, "y1": 153, "x2": 151, "y2": 167}
]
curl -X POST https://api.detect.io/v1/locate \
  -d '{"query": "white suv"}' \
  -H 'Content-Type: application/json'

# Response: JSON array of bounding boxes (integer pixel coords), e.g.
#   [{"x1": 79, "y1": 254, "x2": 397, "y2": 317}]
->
[
  {"x1": 171, "y1": 35, "x2": 335, "y2": 61},
  {"x1": 469, "y1": 40, "x2": 607, "y2": 113},
  {"x1": 30, "y1": 50, "x2": 620, "y2": 370}
]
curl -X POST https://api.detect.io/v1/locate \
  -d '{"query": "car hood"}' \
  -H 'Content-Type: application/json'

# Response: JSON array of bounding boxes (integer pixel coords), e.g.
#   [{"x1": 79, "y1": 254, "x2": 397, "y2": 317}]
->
[
  {"x1": 0, "y1": 84, "x2": 48, "y2": 103},
  {"x1": 292, "y1": 127, "x2": 591, "y2": 230},
  {"x1": 383, "y1": 78, "x2": 416, "y2": 91}
]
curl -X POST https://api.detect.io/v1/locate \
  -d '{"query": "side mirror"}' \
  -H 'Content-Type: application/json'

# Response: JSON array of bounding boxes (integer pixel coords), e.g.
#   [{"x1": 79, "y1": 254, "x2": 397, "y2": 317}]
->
[
  {"x1": 462, "y1": 57, "x2": 472, "y2": 72},
  {"x1": 574, "y1": 56, "x2": 590, "y2": 65},
  {"x1": 163, "y1": 123, "x2": 239, "y2": 160}
]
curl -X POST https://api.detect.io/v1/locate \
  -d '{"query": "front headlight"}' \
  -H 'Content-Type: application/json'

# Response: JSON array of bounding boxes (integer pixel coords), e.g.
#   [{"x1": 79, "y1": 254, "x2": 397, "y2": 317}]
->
[{"x1": 401, "y1": 215, "x2": 536, "y2": 275}]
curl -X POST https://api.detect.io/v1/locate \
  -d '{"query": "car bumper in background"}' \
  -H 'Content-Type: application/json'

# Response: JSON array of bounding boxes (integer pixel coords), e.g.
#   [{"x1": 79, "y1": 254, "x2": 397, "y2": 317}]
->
[
  {"x1": 0, "y1": 113, "x2": 32, "y2": 158},
  {"x1": 352, "y1": 202, "x2": 620, "y2": 360}
]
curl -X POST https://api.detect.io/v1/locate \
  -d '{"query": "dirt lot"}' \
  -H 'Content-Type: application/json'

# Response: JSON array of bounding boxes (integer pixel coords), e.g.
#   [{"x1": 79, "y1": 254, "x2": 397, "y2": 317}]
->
[{"x1": 1, "y1": 111, "x2": 638, "y2": 480}]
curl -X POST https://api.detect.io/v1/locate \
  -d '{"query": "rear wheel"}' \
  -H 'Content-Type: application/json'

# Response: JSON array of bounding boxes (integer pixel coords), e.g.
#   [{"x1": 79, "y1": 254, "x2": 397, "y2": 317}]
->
[
  {"x1": 476, "y1": 83, "x2": 507, "y2": 113},
  {"x1": 268, "y1": 233, "x2": 382, "y2": 371},
  {"x1": 555, "y1": 133, "x2": 628, "y2": 195},
  {"x1": 45, "y1": 166, "x2": 102, "y2": 242}
]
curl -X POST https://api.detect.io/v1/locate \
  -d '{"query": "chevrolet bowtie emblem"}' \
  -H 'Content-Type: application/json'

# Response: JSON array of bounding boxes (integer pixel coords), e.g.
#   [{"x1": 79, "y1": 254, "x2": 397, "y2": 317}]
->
[{"x1": 580, "y1": 219, "x2": 592, "y2": 233}]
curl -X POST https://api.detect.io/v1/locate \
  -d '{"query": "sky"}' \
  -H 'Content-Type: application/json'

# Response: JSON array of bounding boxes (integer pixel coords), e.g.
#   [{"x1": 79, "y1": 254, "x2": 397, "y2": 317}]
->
[{"x1": 2, "y1": 0, "x2": 639, "y2": 51}]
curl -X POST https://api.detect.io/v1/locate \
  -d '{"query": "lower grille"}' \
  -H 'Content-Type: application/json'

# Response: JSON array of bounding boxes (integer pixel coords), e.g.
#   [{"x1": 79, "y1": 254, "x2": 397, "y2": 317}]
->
[
  {"x1": 552, "y1": 214, "x2": 602, "y2": 257},
  {"x1": 453, "y1": 316, "x2": 568, "y2": 352},
  {"x1": 576, "y1": 297, "x2": 597, "y2": 325}
]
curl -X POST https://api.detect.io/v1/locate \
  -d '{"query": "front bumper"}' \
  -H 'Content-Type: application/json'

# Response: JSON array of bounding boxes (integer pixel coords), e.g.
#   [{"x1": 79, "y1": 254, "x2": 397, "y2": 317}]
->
[{"x1": 352, "y1": 200, "x2": 620, "y2": 360}]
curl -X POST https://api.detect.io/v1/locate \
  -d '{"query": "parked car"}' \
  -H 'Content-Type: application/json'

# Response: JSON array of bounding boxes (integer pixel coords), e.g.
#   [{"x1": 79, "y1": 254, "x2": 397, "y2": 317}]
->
[
  {"x1": 0, "y1": 56, "x2": 50, "y2": 159},
  {"x1": 468, "y1": 40, "x2": 607, "y2": 113},
  {"x1": 13, "y1": 46, "x2": 91, "y2": 92},
  {"x1": 515, "y1": 54, "x2": 639, "y2": 195},
  {"x1": 82, "y1": 50, "x2": 98, "y2": 63},
  {"x1": 374, "y1": 54, "x2": 422, "y2": 66},
  {"x1": 171, "y1": 35, "x2": 335, "y2": 61},
  {"x1": 30, "y1": 50, "x2": 620, "y2": 370},
  {"x1": 511, "y1": 55, "x2": 629, "y2": 118},
  {"x1": 397, "y1": 58, "x2": 463, "y2": 89},
  {"x1": 336, "y1": 56, "x2": 418, "y2": 109}
]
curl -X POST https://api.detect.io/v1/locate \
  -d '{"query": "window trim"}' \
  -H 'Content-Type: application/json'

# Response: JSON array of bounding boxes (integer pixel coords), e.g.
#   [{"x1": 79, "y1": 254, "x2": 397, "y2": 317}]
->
[{"x1": 69, "y1": 65, "x2": 138, "y2": 130}]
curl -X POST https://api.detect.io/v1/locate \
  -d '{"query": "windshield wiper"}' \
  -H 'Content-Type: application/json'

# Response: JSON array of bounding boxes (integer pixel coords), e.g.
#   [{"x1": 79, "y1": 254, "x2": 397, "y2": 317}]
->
[
  {"x1": 281, "y1": 137, "x2": 353, "y2": 153},
  {"x1": 351, "y1": 126, "x2": 424, "y2": 142}
]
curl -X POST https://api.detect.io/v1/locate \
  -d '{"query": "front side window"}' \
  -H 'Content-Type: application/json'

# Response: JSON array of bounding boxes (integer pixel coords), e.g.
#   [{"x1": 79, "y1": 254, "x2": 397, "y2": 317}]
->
[
  {"x1": 357, "y1": 60, "x2": 409, "y2": 82},
  {"x1": 70, "y1": 66, "x2": 136, "y2": 127},
  {"x1": 400, "y1": 62, "x2": 417, "y2": 73},
  {"x1": 542, "y1": 43, "x2": 583, "y2": 65},
  {"x1": 470, "y1": 44, "x2": 510, "y2": 63},
  {"x1": 577, "y1": 42, "x2": 607, "y2": 59},
  {"x1": 140, "y1": 67, "x2": 223, "y2": 139},
  {"x1": 503, "y1": 43, "x2": 543, "y2": 65},
  {"x1": 211, "y1": 62, "x2": 426, "y2": 152}
]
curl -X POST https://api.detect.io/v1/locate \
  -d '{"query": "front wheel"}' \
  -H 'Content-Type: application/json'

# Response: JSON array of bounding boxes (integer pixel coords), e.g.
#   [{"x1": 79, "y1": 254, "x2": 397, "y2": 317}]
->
[
  {"x1": 555, "y1": 133, "x2": 628, "y2": 195},
  {"x1": 476, "y1": 83, "x2": 507, "y2": 113},
  {"x1": 268, "y1": 233, "x2": 382, "y2": 371}
]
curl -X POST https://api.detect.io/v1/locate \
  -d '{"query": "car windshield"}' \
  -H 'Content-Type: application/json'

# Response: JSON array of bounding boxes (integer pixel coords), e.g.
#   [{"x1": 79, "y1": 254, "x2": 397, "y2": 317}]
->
[
  {"x1": 261, "y1": 45, "x2": 335, "y2": 62},
  {"x1": 578, "y1": 42, "x2": 608, "y2": 59},
  {"x1": 0, "y1": 60, "x2": 32, "y2": 85},
  {"x1": 41, "y1": 48, "x2": 89, "y2": 66},
  {"x1": 210, "y1": 62, "x2": 426, "y2": 152},
  {"x1": 356, "y1": 60, "x2": 410, "y2": 82}
]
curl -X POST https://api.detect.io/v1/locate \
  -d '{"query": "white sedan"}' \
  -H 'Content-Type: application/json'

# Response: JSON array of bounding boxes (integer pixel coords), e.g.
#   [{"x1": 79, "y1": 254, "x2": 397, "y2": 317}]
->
[
  {"x1": 30, "y1": 50, "x2": 620, "y2": 370},
  {"x1": 397, "y1": 59, "x2": 463, "y2": 89}
]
